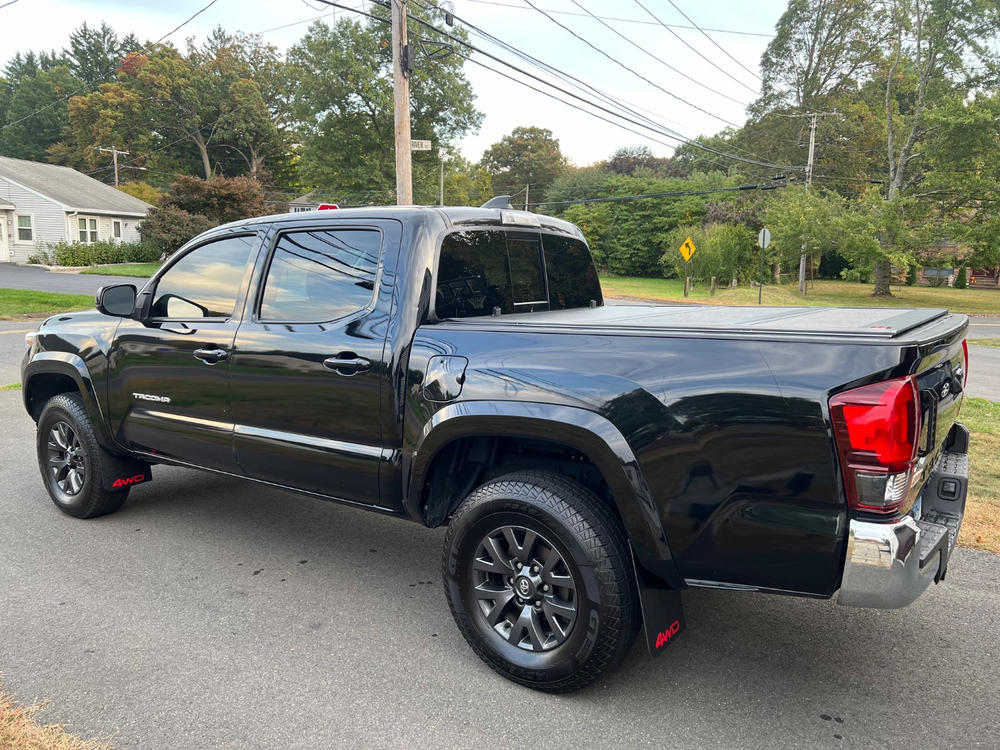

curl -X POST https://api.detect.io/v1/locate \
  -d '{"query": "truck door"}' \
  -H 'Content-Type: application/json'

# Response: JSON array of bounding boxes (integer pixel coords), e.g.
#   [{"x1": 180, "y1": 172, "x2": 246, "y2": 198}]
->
[
  {"x1": 107, "y1": 232, "x2": 261, "y2": 472},
  {"x1": 228, "y1": 220, "x2": 400, "y2": 506}
]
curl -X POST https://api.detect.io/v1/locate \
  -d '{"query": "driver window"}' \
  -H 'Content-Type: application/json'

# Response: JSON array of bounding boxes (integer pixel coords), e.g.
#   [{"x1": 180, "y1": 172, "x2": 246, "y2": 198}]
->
[{"x1": 150, "y1": 235, "x2": 257, "y2": 319}]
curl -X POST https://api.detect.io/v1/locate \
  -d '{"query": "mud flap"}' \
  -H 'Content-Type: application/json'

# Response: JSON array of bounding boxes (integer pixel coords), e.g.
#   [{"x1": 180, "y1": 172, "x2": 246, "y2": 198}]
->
[
  {"x1": 100, "y1": 452, "x2": 152, "y2": 491},
  {"x1": 631, "y1": 547, "x2": 685, "y2": 656}
]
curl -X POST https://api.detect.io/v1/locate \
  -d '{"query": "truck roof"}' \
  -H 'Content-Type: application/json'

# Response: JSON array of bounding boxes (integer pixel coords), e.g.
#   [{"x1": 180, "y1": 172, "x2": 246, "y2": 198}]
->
[{"x1": 214, "y1": 205, "x2": 584, "y2": 237}]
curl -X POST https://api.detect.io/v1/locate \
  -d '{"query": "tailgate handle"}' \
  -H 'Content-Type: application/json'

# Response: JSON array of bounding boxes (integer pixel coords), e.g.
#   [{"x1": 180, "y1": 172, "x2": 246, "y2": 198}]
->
[{"x1": 919, "y1": 388, "x2": 937, "y2": 456}]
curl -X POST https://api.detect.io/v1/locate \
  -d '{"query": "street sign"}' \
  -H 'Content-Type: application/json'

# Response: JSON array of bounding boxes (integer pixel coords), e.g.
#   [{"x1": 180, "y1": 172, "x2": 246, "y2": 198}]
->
[
  {"x1": 758, "y1": 228, "x2": 771, "y2": 248},
  {"x1": 412, "y1": 139, "x2": 432, "y2": 151},
  {"x1": 679, "y1": 236, "x2": 696, "y2": 262}
]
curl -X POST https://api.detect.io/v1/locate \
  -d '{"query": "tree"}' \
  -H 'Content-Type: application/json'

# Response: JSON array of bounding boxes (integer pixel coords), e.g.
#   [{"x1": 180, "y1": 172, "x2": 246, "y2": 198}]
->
[
  {"x1": 441, "y1": 155, "x2": 493, "y2": 206},
  {"x1": 163, "y1": 175, "x2": 269, "y2": 225},
  {"x1": 755, "y1": 0, "x2": 885, "y2": 113},
  {"x1": 65, "y1": 22, "x2": 138, "y2": 88},
  {"x1": 871, "y1": 0, "x2": 1000, "y2": 295},
  {"x1": 480, "y1": 126, "x2": 568, "y2": 201},
  {"x1": 603, "y1": 145, "x2": 682, "y2": 177},
  {"x1": 117, "y1": 181, "x2": 163, "y2": 206},
  {"x1": 0, "y1": 65, "x2": 83, "y2": 160},
  {"x1": 289, "y1": 7, "x2": 482, "y2": 202},
  {"x1": 139, "y1": 206, "x2": 215, "y2": 257}
]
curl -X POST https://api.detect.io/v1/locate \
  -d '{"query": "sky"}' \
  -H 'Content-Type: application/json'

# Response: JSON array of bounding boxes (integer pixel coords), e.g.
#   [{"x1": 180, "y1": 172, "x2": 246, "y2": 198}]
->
[{"x1": 0, "y1": 0, "x2": 789, "y2": 167}]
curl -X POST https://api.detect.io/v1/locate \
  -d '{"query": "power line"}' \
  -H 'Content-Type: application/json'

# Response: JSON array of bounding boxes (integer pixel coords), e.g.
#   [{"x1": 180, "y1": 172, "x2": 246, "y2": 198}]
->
[
  {"x1": 462, "y1": 0, "x2": 775, "y2": 37},
  {"x1": 520, "y1": 0, "x2": 740, "y2": 127},
  {"x1": 663, "y1": 0, "x2": 762, "y2": 82},
  {"x1": 631, "y1": 0, "x2": 759, "y2": 96},
  {"x1": 0, "y1": 0, "x2": 23, "y2": 8},
  {"x1": 567, "y1": 0, "x2": 749, "y2": 107},
  {"x1": 402, "y1": 0, "x2": 796, "y2": 170},
  {"x1": 0, "y1": 0, "x2": 223, "y2": 133},
  {"x1": 533, "y1": 180, "x2": 790, "y2": 207}
]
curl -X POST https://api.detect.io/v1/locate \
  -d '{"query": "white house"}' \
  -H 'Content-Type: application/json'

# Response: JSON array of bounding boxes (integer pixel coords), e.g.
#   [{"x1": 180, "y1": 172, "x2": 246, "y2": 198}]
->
[{"x1": 0, "y1": 155, "x2": 153, "y2": 263}]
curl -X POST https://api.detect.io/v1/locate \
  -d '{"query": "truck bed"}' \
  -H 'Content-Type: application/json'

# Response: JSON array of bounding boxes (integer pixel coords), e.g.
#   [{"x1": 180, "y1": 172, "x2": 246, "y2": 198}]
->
[{"x1": 438, "y1": 304, "x2": 965, "y2": 343}]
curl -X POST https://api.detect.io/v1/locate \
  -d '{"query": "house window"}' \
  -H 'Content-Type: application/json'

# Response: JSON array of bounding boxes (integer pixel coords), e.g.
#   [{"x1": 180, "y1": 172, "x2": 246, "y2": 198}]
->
[
  {"x1": 78, "y1": 217, "x2": 98, "y2": 244},
  {"x1": 113, "y1": 220, "x2": 122, "y2": 240},
  {"x1": 16, "y1": 215, "x2": 33, "y2": 242}
]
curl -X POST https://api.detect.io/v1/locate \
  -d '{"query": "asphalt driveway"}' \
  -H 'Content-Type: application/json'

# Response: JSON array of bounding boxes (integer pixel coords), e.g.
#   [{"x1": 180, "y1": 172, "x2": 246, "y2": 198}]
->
[
  {"x1": 1, "y1": 391, "x2": 998, "y2": 749},
  {"x1": 0, "y1": 263, "x2": 148, "y2": 295}
]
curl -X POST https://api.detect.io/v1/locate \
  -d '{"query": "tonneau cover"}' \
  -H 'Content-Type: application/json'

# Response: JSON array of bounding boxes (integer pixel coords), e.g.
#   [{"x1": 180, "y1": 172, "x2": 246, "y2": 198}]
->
[{"x1": 443, "y1": 304, "x2": 956, "y2": 341}]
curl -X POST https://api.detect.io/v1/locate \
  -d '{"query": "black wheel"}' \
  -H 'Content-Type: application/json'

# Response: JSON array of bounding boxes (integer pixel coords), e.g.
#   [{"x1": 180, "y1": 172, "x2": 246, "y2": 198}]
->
[
  {"x1": 36, "y1": 393, "x2": 129, "y2": 518},
  {"x1": 443, "y1": 471, "x2": 639, "y2": 693}
]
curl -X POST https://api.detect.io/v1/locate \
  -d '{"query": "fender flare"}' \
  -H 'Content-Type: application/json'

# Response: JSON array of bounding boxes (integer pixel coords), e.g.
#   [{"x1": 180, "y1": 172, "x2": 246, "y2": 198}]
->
[
  {"x1": 406, "y1": 400, "x2": 683, "y2": 588},
  {"x1": 22, "y1": 352, "x2": 118, "y2": 451}
]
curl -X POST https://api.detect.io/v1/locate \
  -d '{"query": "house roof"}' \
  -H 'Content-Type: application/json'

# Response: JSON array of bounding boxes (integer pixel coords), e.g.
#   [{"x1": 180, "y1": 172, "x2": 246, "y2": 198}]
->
[{"x1": 0, "y1": 156, "x2": 152, "y2": 217}]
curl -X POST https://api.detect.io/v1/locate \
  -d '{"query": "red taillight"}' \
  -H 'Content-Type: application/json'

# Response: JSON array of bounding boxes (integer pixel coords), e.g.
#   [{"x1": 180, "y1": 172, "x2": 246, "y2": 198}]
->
[
  {"x1": 962, "y1": 338, "x2": 969, "y2": 388},
  {"x1": 830, "y1": 376, "x2": 921, "y2": 514}
]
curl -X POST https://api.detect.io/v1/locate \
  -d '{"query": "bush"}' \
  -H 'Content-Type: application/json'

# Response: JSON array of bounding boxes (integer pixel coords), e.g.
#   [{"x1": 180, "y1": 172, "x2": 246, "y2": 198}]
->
[
  {"x1": 139, "y1": 206, "x2": 215, "y2": 258},
  {"x1": 906, "y1": 264, "x2": 918, "y2": 286},
  {"x1": 659, "y1": 223, "x2": 756, "y2": 285},
  {"x1": 29, "y1": 240, "x2": 161, "y2": 266},
  {"x1": 840, "y1": 266, "x2": 873, "y2": 283},
  {"x1": 955, "y1": 266, "x2": 967, "y2": 289}
]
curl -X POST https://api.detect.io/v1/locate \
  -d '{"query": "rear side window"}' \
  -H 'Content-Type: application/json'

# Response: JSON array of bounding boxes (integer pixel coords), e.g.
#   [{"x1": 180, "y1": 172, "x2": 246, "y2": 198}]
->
[
  {"x1": 436, "y1": 230, "x2": 600, "y2": 318},
  {"x1": 150, "y1": 235, "x2": 256, "y2": 319},
  {"x1": 542, "y1": 234, "x2": 603, "y2": 309},
  {"x1": 259, "y1": 228, "x2": 381, "y2": 322}
]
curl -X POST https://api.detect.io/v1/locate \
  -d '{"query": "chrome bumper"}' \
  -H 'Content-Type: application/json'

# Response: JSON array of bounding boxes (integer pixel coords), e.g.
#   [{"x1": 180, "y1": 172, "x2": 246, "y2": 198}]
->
[
  {"x1": 837, "y1": 516, "x2": 938, "y2": 608},
  {"x1": 837, "y1": 427, "x2": 968, "y2": 609}
]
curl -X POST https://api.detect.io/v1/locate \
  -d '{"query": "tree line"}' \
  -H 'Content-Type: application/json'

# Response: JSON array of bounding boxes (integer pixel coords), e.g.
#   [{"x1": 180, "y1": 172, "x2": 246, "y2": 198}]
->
[{"x1": 2, "y1": 1, "x2": 999, "y2": 294}]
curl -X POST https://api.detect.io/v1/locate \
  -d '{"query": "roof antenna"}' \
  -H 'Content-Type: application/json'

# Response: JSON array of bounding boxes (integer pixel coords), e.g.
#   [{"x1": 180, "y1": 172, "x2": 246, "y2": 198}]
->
[{"x1": 481, "y1": 195, "x2": 513, "y2": 209}]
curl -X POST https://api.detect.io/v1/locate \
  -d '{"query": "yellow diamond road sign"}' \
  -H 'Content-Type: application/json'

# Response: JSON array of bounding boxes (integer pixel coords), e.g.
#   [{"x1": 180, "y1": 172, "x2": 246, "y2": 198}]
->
[{"x1": 679, "y1": 237, "x2": 696, "y2": 262}]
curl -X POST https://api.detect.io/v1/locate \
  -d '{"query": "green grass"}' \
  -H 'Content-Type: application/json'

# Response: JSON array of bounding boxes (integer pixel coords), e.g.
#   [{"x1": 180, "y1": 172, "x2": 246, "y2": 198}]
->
[
  {"x1": 962, "y1": 398, "x2": 1000, "y2": 553},
  {"x1": 0, "y1": 383, "x2": 21, "y2": 391},
  {"x1": 0, "y1": 289, "x2": 93, "y2": 319},
  {"x1": 79, "y1": 262, "x2": 160, "y2": 277},
  {"x1": 968, "y1": 338, "x2": 1000, "y2": 348},
  {"x1": 600, "y1": 275, "x2": 1000, "y2": 315}
]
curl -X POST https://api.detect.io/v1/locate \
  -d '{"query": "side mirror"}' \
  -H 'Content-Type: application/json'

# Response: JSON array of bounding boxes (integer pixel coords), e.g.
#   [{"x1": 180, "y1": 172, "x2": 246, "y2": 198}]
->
[{"x1": 96, "y1": 284, "x2": 137, "y2": 317}]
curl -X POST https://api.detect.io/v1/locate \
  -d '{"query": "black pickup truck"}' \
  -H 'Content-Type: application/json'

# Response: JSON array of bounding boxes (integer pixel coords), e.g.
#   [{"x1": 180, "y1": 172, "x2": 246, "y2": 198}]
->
[{"x1": 22, "y1": 205, "x2": 970, "y2": 692}]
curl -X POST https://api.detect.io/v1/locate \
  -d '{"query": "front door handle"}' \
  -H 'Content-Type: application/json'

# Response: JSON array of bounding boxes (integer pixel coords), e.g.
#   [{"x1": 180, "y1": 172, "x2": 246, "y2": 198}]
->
[
  {"x1": 193, "y1": 347, "x2": 229, "y2": 364},
  {"x1": 323, "y1": 354, "x2": 371, "y2": 375}
]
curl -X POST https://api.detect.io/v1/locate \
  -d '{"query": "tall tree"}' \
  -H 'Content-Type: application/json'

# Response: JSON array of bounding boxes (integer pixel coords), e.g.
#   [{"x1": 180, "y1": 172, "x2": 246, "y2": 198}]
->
[
  {"x1": 755, "y1": 0, "x2": 885, "y2": 113},
  {"x1": 871, "y1": 0, "x2": 1000, "y2": 294},
  {"x1": 0, "y1": 65, "x2": 83, "y2": 160},
  {"x1": 289, "y1": 6, "x2": 482, "y2": 202},
  {"x1": 65, "y1": 22, "x2": 138, "y2": 88},
  {"x1": 480, "y1": 126, "x2": 568, "y2": 202}
]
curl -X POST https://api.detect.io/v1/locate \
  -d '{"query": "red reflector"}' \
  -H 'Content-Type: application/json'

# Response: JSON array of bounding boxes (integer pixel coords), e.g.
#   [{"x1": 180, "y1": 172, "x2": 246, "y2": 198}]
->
[{"x1": 830, "y1": 376, "x2": 921, "y2": 513}]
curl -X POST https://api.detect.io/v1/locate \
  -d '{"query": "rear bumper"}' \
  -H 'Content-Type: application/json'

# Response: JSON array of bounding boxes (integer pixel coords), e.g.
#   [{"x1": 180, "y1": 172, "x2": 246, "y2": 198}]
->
[{"x1": 837, "y1": 424, "x2": 968, "y2": 609}]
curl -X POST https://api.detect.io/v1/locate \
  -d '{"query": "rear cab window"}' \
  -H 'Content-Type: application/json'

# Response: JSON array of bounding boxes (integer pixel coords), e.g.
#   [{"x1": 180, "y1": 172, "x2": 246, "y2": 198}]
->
[{"x1": 435, "y1": 229, "x2": 602, "y2": 319}]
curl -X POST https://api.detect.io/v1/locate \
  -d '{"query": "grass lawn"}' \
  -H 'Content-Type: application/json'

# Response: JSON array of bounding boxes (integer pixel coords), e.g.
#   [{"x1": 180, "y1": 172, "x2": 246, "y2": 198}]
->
[
  {"x1": 80, "y1": 262, "x2": 160, "y2": 277},
  {"x1": 960, "y1": 398, "x2": 1000, "y2": 554},
  {"x1": 0, "y1": 687, "x2": 109, "y2": 749},
  {"x1": 0, "y1": 289, "x2": 93, "y2": 319},
  {"x1": 600, "y1": 275, "x2": 1000, "y2": 315},
  {"x1": 0, "y1": 383, "x2": 22, "y2": 391},
  {"x1": 968, "y1": 338, "x2": 1000, "y2": 347}
]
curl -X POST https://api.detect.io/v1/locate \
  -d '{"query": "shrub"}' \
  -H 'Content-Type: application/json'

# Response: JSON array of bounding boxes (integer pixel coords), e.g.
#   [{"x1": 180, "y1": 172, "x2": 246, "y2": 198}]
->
[
  {"x1": 906, "y1": 264, "x2": 918, "y2": 286},
  {"x1": 29, "y1": 240, "x2": 160, "y2": 266},
  {"x1": 139, "y1": 206, "x2": 215, "y2": 258},
  {"x1": 659, "y1": 223, "x2": 756, "y2": 285},
  {"x1": 955, "y1": 266, "x2": 967, "y2": 289}
]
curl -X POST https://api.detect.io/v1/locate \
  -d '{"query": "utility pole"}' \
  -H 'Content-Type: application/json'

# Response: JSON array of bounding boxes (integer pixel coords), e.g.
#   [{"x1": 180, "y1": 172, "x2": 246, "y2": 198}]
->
[
  {"x1": 439, "y1": 159, "x2": 444, "y2": 206},
  {"x1": 524, "y1": 184, "x2": 529, "y2": 211},
  {"x1": 779, "y1": 112, "x2": 837, "y2": 294},
  {"x1": 98, "y1": 146, "x2": 130, "y2": 186},
  {"x1": 391, "y1": 0, "x2": 413, "y2": 205}
]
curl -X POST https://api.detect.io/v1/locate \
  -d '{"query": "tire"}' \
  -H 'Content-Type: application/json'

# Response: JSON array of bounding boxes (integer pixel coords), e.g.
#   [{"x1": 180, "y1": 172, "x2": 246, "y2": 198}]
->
[
  {"x1": 442, "y1": 470, "x2": 639, "y2": 693},
  {"x1": 36, "y1": 393, "x2": 129, "y2": 519}
]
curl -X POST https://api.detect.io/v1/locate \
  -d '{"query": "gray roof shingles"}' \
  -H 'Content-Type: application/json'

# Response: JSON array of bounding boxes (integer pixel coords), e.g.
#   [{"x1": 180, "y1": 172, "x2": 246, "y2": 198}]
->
[{"x1": 0, "y1": 156, "x2": 152, "y2": 216}]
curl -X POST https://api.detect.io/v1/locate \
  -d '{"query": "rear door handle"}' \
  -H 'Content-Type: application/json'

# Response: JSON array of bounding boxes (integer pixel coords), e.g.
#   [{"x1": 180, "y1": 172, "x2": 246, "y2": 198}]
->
[
  {"x1": 193, "y1": 348, "x2": 229, "y2": 364},
  {"x1": 323, "y1": 354, "x2": 371, "y2": 375}
]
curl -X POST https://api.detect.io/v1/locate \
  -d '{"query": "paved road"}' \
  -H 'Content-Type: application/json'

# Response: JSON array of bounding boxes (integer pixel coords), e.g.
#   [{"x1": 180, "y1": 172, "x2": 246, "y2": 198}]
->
[
  {"x1": 1, "y1": 392, "x2": 998, "y2": 749},
  {"x1": 967, "y1": 345, "x2": 1000, "y2": 400},
  {"x1": 0, "y1": 264, "x2": 147, "y2": 295},
  {"x1": 0, "y1": 320, "x2": 30, "y2": 385}
]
